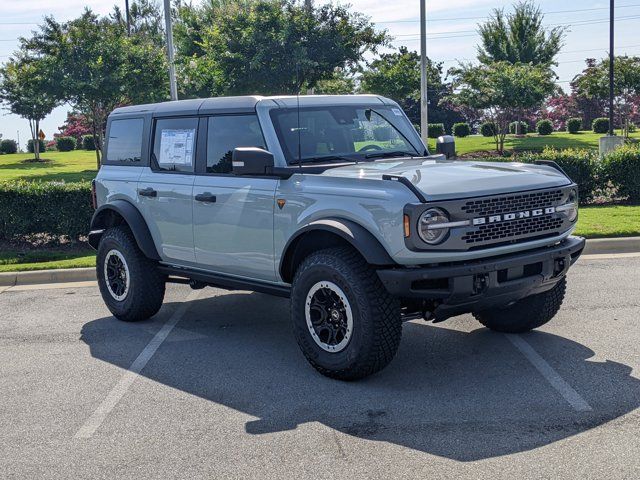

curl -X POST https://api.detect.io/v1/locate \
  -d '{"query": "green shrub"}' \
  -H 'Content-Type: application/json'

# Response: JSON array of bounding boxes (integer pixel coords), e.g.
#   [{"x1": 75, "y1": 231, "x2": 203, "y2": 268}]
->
[
  {"x1": 0, "y1": 139, "x2": 18, "y2": 154},
  {"x1": 452, "y1": 122, "x2": 470, "y2": 137},
  {"x1": 593, "y1": 117, "x2": 610, "y2": 134},
  {"x1": 81, "y1": 134, "x2": 96, "y2": 150},
  {"x1": 566, "y1": 117, "x2": 582, "y2": 134},
  {"x1": 372, "y1": 125, "x2": 392, "y2": 141},
  {"x1": 0, "y1": 181, "x2": 93, "y2": 240},
  {"x1": 509, "y1": 121, "x2": 528, "y2": 135},
  {"x1": 480, "y1": 122, "x2": 496, "y2": 137},
  {"x1": 603, "y1": 145, "x2": 640, "y2": 202},
  {"x1": 536, "y1": 119, "x2": 553, "y2": 136},
  {"x1": 629, "y1": 124, "x2": 637, "y2": 133},
  {"x1": 427, "y1": 123, "x2": 445, "y2": 138},
  {"x1": 56, "y1": 136, "x2": 77, "y2": 152},
  {"x1": 27, "y1": 138, "x2": 46, "y2": 154}
]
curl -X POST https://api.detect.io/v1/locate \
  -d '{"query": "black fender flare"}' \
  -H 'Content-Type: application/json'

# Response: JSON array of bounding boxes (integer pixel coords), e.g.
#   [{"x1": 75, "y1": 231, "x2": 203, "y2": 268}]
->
[
  {"x1": 279, "y1": 218, "x2": 396, "y2": 283},
  {"x1": 88, "y1": 200, "x2": 161, "y2": 261}
]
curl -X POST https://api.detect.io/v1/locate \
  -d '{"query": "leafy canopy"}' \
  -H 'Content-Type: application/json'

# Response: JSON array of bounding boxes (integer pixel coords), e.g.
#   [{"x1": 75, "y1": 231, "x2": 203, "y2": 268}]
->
[
  {"x1": 450, "y1": 61, "x2": 556, "y2": 152},
  {"x1": 477, "y1": 0, "x2": 564, "y2": 66},
  {"x1": 359, "y1": 46, "x2": 462, "y2": 128},
  {"x1": 174, "y1": 0, "x2": 387, "y2": 97}
]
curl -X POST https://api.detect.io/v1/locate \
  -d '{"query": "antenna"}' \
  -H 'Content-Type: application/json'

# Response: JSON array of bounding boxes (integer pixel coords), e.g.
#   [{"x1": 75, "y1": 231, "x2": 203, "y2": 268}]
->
[{"x1": 296, "y1": 63, "x2": 302, "y2": 171}]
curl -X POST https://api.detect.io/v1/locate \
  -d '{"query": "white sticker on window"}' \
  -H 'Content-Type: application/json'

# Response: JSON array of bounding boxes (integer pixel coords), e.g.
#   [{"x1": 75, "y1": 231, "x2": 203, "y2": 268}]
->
[
  {"x1": 159, "y1": 129, "x2": 195, "y2": 166},
  {"x1": 391, "y1": 108, "x2": 403, "y2": 116}
]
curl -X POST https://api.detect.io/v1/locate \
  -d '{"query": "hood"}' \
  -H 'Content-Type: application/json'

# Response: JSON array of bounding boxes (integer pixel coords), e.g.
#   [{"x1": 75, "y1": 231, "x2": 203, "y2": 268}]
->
[{"x1": 320, "y1": 158, "x2": 572, "y2": 201}]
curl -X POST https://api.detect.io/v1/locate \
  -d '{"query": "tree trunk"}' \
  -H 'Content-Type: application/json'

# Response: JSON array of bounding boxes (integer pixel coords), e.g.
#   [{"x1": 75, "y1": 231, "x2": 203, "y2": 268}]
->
[{"x1": 34, "y1": 119, "x2": 40, "y2": 161}]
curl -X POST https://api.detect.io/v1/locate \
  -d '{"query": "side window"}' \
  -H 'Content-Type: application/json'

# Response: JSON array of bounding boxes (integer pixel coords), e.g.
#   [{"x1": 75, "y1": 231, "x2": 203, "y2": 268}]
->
[
  {"x1": 106, "y1": 118, "x2": 144, "y2": 163},
  {"x1": 152, "y1": 117, "x2": 198, "y2": 173},
  {"x1": 206, "y1": 115, "x2": 266, "y2": 174}
]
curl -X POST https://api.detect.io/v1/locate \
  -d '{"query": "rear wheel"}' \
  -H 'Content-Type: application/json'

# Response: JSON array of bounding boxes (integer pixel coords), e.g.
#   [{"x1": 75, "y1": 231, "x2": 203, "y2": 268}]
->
[
  {"x1": 97, "y1": 225, "x2": 165, "y2": 322},
  {"x1": 291, "y1": 246, "x2": 402, "y2": 380},
  {"x1": 473, "y1": 278, "x2": 567, "y2": 333}
]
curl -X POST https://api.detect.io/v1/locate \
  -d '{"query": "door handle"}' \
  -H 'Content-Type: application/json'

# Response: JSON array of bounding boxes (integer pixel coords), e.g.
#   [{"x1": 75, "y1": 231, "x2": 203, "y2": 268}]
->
[
  {"x1": 138, "y1": 187, "x2": 157, "y2": 198},
  {"x1": 195, "y1": 192, "x2": 217, "y2": 203}
]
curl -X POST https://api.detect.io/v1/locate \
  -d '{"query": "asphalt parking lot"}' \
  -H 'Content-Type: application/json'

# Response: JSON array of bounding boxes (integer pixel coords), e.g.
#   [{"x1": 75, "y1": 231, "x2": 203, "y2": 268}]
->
[{"x1": 1, "y1": 255, "x2": 639, "y2": 479}]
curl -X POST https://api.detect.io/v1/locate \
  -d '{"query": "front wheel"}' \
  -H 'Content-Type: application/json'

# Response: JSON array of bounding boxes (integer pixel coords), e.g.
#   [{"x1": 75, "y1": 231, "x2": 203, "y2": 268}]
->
[
  {"x1": 291, "y1": 246, "x2": 402, "y2": 380},
  {"x1": 96, "y1": 225, "x2": 166, "y2": 322},
  {"x1": 473, "y1": 278, "x2": 567, "y2": 333}
]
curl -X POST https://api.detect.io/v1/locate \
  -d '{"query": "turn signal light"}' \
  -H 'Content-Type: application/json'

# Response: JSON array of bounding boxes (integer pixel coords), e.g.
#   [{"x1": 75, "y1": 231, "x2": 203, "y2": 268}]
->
[{"x1": 403, "y1": 214, "x2": 410, "y2": 237}]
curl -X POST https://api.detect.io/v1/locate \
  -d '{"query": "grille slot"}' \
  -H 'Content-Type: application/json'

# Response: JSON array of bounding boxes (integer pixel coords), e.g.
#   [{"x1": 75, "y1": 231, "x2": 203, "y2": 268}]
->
[
  {"x1": 462, "y1": 190, "x2": 563, "y2": 216},
  {"x1": 462, "y1": 216, "x2": 564, "y2": 244}
]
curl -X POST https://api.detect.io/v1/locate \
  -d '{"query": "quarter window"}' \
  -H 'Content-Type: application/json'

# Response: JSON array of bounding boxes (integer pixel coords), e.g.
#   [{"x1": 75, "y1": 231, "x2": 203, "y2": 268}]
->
[
  {"x1": 106, "y1": 118, "x2": 144, "y2": 162},
  {"x1": 206, "y1": 115, "x2": 266, "y2": 174},
  {"x1": 153, "y1": 117, "x2": 198, "y2": 173}
]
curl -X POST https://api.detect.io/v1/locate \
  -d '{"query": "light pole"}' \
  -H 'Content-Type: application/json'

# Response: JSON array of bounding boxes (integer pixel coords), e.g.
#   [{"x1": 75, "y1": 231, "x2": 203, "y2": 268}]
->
[
  {"x1": 608, "y1": 0, "x2": 614, "y2": 136},
  {"x1": 125, "y1": 0, "x2": 131, "y2": 36},
  {"x1": 419, "y1": 0, "x2": 428, "y2": 145},
  {"x1": 163, "y1": 0, "x2": 178, "y2": 101}
]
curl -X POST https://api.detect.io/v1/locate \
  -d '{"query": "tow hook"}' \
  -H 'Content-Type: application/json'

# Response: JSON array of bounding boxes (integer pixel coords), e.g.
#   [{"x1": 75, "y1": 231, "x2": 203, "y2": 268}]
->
[{"x1": 473, "y1": 273, "x2": 489, "y2": 295}]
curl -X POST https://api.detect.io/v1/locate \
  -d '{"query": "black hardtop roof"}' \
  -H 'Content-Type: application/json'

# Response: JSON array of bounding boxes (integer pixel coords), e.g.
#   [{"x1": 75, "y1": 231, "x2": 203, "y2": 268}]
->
[{"x1": 109, "y1": 94, "x2": 395, "y2": 118}]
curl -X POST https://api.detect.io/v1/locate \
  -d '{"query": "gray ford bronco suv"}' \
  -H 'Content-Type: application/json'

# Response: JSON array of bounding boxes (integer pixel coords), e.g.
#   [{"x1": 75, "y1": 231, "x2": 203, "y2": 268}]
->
[{"x1": 90, "y1": 94, "x2": 584, "y2": 380}]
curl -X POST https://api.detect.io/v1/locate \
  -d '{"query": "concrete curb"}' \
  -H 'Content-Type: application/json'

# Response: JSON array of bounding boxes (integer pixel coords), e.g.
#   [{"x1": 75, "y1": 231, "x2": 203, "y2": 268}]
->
[
  {"x1": 0, "y1": 267, "x2": 96, "y2": 287},
  {"x1": 0, "y1": 236, "x2": 638, "y2": 287},
  {"x1": 583, "y1": 236, "x2": 640, "y2": 255}
]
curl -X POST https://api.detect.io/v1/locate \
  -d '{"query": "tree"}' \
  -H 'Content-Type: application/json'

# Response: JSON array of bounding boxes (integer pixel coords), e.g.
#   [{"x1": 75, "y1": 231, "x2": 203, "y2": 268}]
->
[
  {"x1": 477, "y1": 1, "x2": 564, "y2": 135},
  {"x1": 449, "y1": 62, "x2": 556, "y2": 154},
  {"x1": 572, "y1": 56, "x2": 640, "y2": 137},
  {"x1": 314, "y1": 69, "x2": 356, "y2": 95},
  {"x1": 57, "y1": 111, "x2": 93, "y2": 144},
  {"x1": 0, "y1": 55, "x2": 59, "y2": 161},
  {"x1": 477, "y1": 1, "x2": 565, "y2": 67},
  {"x1": 174, "y1": 0, "x2": 387, "y2": 97},
  {"x1": 359, "y1": 47, "x2": 463, "y2": 129},
  {"x1": 25, "y1": 10, "x2": 168, "y2": 167}
]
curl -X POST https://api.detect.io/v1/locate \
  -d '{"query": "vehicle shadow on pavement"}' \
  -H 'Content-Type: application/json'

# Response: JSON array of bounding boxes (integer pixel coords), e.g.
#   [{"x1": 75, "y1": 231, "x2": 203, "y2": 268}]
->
[{"x1": 80, "y1": 291, "x2": 640, "y2": 462}]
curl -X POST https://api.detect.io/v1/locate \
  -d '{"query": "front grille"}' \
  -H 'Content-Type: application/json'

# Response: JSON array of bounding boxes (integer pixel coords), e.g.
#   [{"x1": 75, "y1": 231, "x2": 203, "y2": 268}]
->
[
  {"x1": 462, "y1": 189, "x2": 563, "y2": 216},
  {"x1": 462, "y1": 215, "x2": 564, "y2": 244}
]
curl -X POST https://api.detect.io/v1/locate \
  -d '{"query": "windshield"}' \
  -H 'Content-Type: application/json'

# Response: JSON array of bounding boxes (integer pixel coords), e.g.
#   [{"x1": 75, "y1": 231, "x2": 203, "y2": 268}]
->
[{"x1": 269, "y1": 105, "x2": 424, "y2": 165}]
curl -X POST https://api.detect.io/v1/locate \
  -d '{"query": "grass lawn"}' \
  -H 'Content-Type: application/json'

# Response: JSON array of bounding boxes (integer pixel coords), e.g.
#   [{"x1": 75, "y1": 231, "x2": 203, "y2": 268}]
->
[
  {"x1": 574, "y1": 205, "x2": 640, "y2": 239},
  {"x1": 428, "y1": 130, "x2": 640, "y2": 156},
  {"x1": 0, "y1": 150, "x2": 97, "y2": 182},
  {"x1": 0, "y1": 206, "x2": 636, "y2": 272}
]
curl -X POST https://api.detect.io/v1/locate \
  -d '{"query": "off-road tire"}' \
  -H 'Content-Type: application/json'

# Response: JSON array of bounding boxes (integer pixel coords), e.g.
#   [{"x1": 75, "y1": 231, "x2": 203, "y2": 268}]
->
[
  {"x1": 96, "y1": 225, "x2": 165, "y2": 322},
  {"x1": 291, "y1": 246, "x2": 402, "y2": 380},
  {"x1": 473, "y1": 278, "x2": 567, "y2": 333}
]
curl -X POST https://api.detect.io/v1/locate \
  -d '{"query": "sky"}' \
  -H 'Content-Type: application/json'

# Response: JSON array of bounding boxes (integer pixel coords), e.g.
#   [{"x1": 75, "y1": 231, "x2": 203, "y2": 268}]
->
[{"x1": 1, "y1": 0, "x2": 639, "y2": 148}]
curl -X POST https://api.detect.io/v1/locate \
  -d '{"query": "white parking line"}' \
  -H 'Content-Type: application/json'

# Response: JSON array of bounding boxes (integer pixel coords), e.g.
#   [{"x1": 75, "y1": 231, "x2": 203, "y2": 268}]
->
[
  {"x1": 75, "y1": 290, "x2": 202, "y2": 439},
  {"x1": 505, "y1": 334, "x2": 592, "y2": 412}
]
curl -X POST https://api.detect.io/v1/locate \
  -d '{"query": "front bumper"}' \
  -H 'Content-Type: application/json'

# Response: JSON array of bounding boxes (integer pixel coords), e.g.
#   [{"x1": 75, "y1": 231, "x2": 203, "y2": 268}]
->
[{"x1": 377, "y1": 236, "x2": 585, "y2": 320}]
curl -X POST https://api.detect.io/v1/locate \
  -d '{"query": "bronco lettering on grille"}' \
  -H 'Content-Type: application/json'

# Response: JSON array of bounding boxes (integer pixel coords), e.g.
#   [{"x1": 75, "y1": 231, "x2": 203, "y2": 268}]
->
[{"x1": 472, "y1": 206, "x2": 556, "y2": 226}]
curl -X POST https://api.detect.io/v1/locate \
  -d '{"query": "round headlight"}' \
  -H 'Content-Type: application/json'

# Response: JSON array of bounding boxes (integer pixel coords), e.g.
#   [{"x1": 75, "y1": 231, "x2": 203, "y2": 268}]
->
[
  {"x1": 562, "y1": 189, "x2": 578, "y2": 222},
  {"x1": 418, "y1": 208, "x2": 450, "y2": 245}
]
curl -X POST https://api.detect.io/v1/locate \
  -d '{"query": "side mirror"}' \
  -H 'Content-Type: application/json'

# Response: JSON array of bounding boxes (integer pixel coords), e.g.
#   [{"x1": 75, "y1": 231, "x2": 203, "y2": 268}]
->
[{"x1": 232, "y1": 147, "x2": 275, "y2": 176}]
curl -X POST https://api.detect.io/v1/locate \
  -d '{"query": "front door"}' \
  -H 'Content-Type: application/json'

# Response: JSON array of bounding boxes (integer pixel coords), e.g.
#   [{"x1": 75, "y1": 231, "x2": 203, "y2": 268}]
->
[
  {"x1": 138, "y1": 116, "x2": 199, "y2": 264},
  {"x1": 193, "y1": 115, "x2": 278, "y2": 281}
]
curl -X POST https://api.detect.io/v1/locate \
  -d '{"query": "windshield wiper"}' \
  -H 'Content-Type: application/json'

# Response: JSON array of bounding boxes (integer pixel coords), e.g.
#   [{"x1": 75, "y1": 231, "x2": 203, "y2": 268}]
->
[
  {"x1": 364, "y1": 150, "x2": 419, "y2": 159},
  {"x1": 290, "y1": 155, "x2": 358, "y2": 165}
]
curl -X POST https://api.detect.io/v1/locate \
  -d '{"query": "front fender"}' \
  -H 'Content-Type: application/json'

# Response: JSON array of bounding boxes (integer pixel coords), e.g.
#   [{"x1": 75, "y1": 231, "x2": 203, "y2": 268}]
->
[{"x1": 279, "y1": 218, "x2": 396, "y2": 283}]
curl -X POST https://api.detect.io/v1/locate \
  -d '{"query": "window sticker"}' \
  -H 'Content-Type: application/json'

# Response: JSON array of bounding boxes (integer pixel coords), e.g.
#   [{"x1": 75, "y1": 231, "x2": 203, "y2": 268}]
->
[
  {"x1": 159, "y1": 128, "x2": 195, "y2": 166},
  {"x1": 391, "y1": 108, "x2": 403, "y2": 116}
]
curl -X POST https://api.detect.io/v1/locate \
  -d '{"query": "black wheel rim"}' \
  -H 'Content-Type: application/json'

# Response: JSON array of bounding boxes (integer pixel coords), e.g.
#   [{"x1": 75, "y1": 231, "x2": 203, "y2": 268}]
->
[
  {"x1": 305, "y1": 281, "x2": 353, "y2": 352},
  {"x1": 104, "y1": 249, "x2": 129, "y2": 301}
]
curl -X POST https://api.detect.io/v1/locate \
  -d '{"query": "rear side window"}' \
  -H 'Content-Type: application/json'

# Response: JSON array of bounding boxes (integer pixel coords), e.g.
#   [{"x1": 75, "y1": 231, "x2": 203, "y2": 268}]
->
[
  {"x1": 153, "y1": 117, "x2": 198, "y2": 173},
  {"x1": 106, "y1": 118, "x2": 144, "y2": 162},
  {"x1": 206, "y1": 115, "x2": 265, "y2": 174}
]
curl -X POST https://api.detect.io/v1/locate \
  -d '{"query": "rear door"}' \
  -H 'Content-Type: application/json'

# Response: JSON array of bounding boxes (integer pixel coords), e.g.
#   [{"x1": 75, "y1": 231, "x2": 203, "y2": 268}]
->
[
  {"x1": 192, "y1": 114, "x2": 278, "y2": 281},
  {"x1": 137, "y1": 116, "x2": 199, "y2": 264}
]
